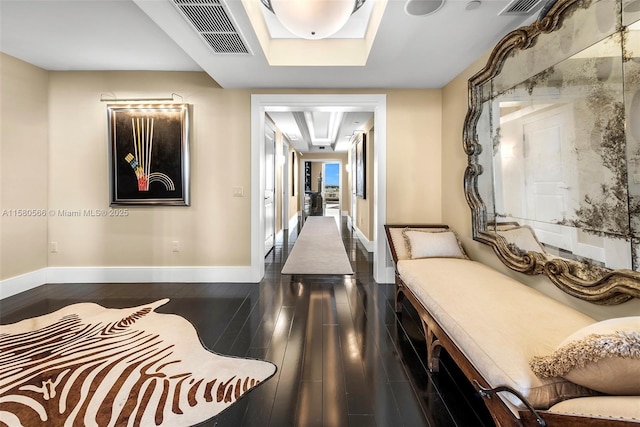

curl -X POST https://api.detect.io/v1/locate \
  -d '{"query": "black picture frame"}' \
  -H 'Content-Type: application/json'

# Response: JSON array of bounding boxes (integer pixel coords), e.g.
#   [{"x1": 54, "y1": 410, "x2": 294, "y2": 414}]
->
[
  {"x1": 108, "y1": 104, "x2": 190, "y2": 206},
  {"x1": 356, "y1": 134, "x2": 366, "y2": 199},
  {"x1": 304, "y1": 161, "x2": 312, "y2": 192},
  {"x1": 291, "y1": 151, "x2": 296, "y2": 196}
]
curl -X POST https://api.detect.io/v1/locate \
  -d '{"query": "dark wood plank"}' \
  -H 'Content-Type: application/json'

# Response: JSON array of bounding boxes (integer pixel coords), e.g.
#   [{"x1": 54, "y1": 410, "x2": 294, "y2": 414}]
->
[
  {"x1": 301, "y1": 285, "x2": 323, "y2": 382},
  {"x1": 0, "y1": 216, "x2": 497, "y2": 427},
  {"x1": 267, "y1": 282, "x2": 310, "y2": 427},
  {"x1": 322, "y1": 324, "x2": 349, "y2": 427},
  {"x1": 296, "y1": 381, "x2": 323, "y2": 426},
  {"x1": 335, "y1": 298, "x2": 375, "y2": 416},
  {"x1": 240, "y1": 305, "x2": 294, "y2": 426}
]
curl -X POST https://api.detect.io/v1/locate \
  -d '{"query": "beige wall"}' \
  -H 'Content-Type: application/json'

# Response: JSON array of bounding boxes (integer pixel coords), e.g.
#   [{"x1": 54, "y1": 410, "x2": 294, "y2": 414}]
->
[
  {"x1": 310, "y1": 161, "x2": 323, "y2": 192},
  {"x1": 0, "y1": 54, "x2": 49, "y2": 280},
  {"x1": 340, "y1": 154, "x2": 350, "y2": 213},
  {"x1": 354, "y1": 127, "x2": 374, "y2": 239},
  {"x1": 366, "y1": 127, "x2": 374, "y2": 237},
  {"x1": 47, "y1": 71, "x2": 252, "y2": 267},
  {"x1": 266, "y1": 116, "x2": 300, "y2": 229},
  {"x1": 289, "y1": 149, "x2": 300, "y2": 221},
  {"x1": 386, "y1": 90, "x2": 442, "y2": 224},
  {"x1": 0, "y1": 65, "x2": 445, "y2": 282},
  {"x1": 441, "y1": 54, "x2": 640, "y2": 320}
]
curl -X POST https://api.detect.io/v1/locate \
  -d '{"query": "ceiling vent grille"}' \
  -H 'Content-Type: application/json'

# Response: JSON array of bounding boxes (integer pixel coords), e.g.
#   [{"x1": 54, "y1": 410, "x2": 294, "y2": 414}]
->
[
  {"x1": 498, "y1": 0, "x2": 544, "y2": 15},
  {"x1": 172, "y1": 0, "x2": 251, "y2": 55}
]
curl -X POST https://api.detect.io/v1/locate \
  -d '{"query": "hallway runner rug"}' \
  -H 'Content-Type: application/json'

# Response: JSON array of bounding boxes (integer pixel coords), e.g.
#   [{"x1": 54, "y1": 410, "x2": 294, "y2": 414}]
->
[
  {"x1": 0, "y1": 299, "x2": 276, "y2": 427},
  {"x1": 281, "y1": 216, "x2": 354, "y2": 275}
]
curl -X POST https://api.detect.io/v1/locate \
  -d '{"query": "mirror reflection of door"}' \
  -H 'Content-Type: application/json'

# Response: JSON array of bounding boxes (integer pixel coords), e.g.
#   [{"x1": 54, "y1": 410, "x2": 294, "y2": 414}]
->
[
  {"x1": 521, "y1": 109, "x2": 605, "y2": 262},
  {"x1": 522, "y1": 112, "x2": 572, "y2": 250},
  {"x1": 264, "y1": 121, "x2": 276, "y2": 256}
]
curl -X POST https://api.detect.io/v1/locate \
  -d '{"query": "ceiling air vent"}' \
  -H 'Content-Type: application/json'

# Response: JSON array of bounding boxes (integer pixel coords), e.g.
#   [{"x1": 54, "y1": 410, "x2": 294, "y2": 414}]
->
[
  {"x1": 172, "y1": 0, "x2": 251, "y2": 55},
  {"x1": 498, "y1": 0, "x2": 544, "y2": 15}
]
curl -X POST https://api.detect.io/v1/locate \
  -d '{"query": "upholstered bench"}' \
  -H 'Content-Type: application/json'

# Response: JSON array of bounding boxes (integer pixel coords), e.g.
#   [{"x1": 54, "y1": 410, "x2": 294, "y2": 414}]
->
[{"x1": 385, "y1": 224, "x2": 640, "y2": 427}]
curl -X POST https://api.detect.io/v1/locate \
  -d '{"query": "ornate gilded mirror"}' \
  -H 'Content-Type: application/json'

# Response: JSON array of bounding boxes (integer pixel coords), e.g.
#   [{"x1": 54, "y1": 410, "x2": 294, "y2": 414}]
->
[{"x1": 464, "y1": 0, "x2": 640, "y2": 304}]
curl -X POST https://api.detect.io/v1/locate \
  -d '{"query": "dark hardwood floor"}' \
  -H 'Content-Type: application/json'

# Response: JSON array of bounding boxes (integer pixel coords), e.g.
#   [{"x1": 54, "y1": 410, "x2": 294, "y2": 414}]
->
[{"x1": 0, "y1": 217, "x2": 494, "y2": 427}]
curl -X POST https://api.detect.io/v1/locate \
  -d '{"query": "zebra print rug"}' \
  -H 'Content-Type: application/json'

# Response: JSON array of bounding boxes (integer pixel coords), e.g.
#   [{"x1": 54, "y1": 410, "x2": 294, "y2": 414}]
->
[{"x1": 0, "y1": 299, "x2": 277, "y2": 426}]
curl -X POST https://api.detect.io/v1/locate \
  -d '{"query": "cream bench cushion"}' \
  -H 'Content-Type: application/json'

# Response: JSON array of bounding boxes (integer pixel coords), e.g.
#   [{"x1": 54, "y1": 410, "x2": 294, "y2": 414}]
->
[{"x1": 396, "y1": 257, "x2": 597, "y2": 411}]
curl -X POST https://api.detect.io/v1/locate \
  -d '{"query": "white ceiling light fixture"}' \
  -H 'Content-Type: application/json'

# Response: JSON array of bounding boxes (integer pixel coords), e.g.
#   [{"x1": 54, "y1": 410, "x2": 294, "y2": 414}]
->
[{"x1": 260, "y1": 0, "x2": 367, "y2": 39}]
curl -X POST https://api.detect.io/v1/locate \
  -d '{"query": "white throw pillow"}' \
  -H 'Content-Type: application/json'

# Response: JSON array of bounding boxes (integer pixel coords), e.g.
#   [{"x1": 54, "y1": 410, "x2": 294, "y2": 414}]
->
[
  {"x1": 529, "y1": 317, "x2": 640, "y2": 395},
  {"x1": 402, "y1": 229, "x2": 468, "y2": 260},
  {"x1": 496, "y1": 226, "x2": 546, "y2": 253}
]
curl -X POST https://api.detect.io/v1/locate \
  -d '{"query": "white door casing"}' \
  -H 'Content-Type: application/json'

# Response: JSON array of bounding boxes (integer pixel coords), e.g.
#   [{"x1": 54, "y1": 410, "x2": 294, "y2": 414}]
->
[
  {"x1": 350, "y1": 142, "x2": 357, "y2": 230},
  {"x1": 264, "y1": 120, "x2": 276, "y2": 255},
  {"x1": 282, "y1": 141, "x2": 290, "y2": 231}
]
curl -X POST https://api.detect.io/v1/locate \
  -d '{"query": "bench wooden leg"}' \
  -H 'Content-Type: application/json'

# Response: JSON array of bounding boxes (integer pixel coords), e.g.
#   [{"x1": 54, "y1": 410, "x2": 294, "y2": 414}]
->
[
  {"x1": 395, "y1": 287, "x2": 404, "y2": 312},
  {"x1": 428, "y1": 334, "x2": 442, "y2": 372},
  {"x1": 420, "y1": 320, "x2": 442, "y2": 373},
  {"x1": 394, "y1": 278, "x2": 405, "y2": 313}
]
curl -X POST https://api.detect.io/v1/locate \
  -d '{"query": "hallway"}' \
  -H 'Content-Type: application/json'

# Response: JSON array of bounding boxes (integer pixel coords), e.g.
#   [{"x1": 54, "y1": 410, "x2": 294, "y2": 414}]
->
[{"x1": 0, "y1": 218, "x2": 493, "y2": 427}]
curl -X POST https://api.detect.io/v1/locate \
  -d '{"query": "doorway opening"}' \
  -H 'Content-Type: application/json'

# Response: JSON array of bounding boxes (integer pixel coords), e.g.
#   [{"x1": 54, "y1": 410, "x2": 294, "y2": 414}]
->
[
  {"x1": 251, "y1": 94, "x2": 391, "y2": 283},
  {"x1": 300, "y1": 159, "x2": 343, "y2": 228},
  {"x1": 323, "y1": 162, "x2": 341, "y2": 227},
  {"x1": 264, "y1": 120, "x2": 276, "y2": 256}
]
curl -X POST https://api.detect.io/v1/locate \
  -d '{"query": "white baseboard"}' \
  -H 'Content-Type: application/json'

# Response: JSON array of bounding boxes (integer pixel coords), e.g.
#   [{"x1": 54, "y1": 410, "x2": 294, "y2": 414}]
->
[
  {"x1": 288, "y1": 212, "x2": 300, "y2": 231},
  {"x1": 1, "y1": 266, "x2": 257, "y2": 300},
  {"x1": 0, "y1": 268, "x2": 47, "y2": 299},
  {"x1": 353, "y1": 225, "x2": 374, "y2": 252},
  {"x1": 383, "y1": 266, "x2": 396, "y2": 284},
  {"x1": 46, "y1": 267, "x2": 256, "y2": 284}
]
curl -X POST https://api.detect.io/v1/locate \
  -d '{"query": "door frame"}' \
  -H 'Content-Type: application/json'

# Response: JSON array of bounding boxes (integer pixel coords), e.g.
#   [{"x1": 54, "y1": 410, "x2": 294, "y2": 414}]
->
[
  {"x1": 264, "y1": 119, "x2": 276, "y2": 255},
  {"x1": 250, "y1": 94, "x2": 390, "y2": 283},
  {"x1": 323, "y1": 161, "x2": 341, "y2": 213},
  {"x1": 282, "y1": 140, "x2": 291, "y2": 232}
]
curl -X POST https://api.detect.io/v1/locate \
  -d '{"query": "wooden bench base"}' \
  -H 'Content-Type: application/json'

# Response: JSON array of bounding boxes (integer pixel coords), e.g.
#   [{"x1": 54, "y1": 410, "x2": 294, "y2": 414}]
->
[{"x1": 395, "y1": 274, "x2": 639, "y2": 427}]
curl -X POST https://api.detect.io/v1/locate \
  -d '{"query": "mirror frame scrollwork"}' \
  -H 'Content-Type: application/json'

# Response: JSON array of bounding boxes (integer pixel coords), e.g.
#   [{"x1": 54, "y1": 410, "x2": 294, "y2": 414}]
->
[{"x1": 463, "y1": 0, "x2": 640, "y2": 305}]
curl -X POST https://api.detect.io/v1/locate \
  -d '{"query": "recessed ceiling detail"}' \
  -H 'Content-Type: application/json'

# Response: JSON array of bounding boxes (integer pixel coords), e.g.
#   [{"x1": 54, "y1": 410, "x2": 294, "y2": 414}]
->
[
  {"x1": 241, "y1": 0, "x2": 387, "y2": 66},
  {"x1": 305, "y1": 111, "x2": 344, "y2": 146},
  {"x1": 268, "y1": 111, "x2": 372, "y2": 154},
  {"x1": 292, "y1": 112, "x2": 312, "y2": 151},
  {"x1": 172, "y1": 0, "x2": 251, "y2": 54}
]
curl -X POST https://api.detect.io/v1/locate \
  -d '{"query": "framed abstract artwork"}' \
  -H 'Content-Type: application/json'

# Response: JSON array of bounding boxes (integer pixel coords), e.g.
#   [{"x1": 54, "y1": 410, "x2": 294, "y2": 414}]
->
[
  {"x1": 108, "y1": 104, "x2": 190, "y2": 206},
  {"x1": 355, "y1": 133, "x2": 366, "y2": 199}
]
